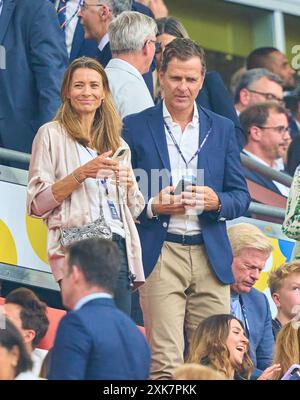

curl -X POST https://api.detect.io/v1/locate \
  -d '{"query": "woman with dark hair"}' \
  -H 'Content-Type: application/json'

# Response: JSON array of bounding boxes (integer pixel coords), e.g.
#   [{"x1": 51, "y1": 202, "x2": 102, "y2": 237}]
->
[
  {"x1": 187, "y1": 314, "x2": 280, "y2": 380},
  {"x1": 0, "y1": 317, "x2": 32, "y2": 380},
  {"x1": 27, "y1": 57, "x2": 145, "y2": 315}
]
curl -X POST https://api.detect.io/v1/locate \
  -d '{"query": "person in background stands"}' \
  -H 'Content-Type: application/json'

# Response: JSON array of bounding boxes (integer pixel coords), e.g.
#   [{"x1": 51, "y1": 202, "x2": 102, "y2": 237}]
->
[
  {"x1": 240, "y1": 102, "x2": 291, "y2": 197},
  {"x1": 227, "y1": 223, "x2": 275, "y2": 379},
  {"x1": 105, "y1": 11, "x2": 156, "y2": 118},
  {"x1": 48, "y1": 238, "x2": 151, "y2": 380},
  {"x1": 0, "y1": 0, "x2": 68, "y2": 164},
  {"x1": 268, "y1": 261, "x2": 300, "y2": 339},
  {"x1": 4, "y1": 288, "x2": 49, "y2": 379}
]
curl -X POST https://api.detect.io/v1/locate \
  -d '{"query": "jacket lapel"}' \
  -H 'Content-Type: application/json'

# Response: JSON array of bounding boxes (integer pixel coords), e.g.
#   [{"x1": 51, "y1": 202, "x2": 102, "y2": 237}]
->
[
  {"x1": 197, "y1": 105, "x2": 212, "y2": 172},
  {"x1": 0, "y1": 0, "x2": 16, "y2": 45},
  {"x1": 70, "y1": 20, "x2": 84, "y2": 61},
  {"x1": 147, "y1": 102, "x2": 171, "y2": 172}
]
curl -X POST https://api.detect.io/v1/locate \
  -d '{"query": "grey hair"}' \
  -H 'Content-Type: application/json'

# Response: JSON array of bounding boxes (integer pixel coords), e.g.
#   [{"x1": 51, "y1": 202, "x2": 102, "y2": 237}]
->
[
  {"x1": 103, "y1": 0, "x2": 132, "y2": 17},
  {"x1": 108, "y1": 11, "x2": 157, "y2": 54},
  {"x1": 234, "y1": 68, "x2": 283, "y2": 103}
]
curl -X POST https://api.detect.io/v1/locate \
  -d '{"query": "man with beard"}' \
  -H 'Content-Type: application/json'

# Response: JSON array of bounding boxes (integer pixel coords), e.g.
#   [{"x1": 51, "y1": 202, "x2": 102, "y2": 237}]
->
[{"x1": 240, "y1": 102, "x2": 291, "y2": 197}]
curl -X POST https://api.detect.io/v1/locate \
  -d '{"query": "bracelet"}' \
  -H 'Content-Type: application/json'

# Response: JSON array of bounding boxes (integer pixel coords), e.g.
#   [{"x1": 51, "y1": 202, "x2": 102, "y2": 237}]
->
[{"x1": 72, "y1": 171, "x2": 85, "y2": 184}]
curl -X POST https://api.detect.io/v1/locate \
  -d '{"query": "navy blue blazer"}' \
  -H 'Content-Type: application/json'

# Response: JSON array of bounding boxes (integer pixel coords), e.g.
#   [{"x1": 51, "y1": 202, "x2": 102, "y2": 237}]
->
[
  {"x1": 240, "y1": 289, "x2": 275, "y2": 379},
  {"x1": 48, "y1": 298, "x2": 151, "y2": 380},
  {"x1": 0, "y1": 0, "x2": 68, "y2": 155},
  {"x1": 197, "y1": 71, "x2": 245, "y2": 150},
  {"x1": 123, "y1": 103, "x2": 250, "y2": 283},
  {"x1": 69, "y1": 21, "x2": 100, "y2": 62}
]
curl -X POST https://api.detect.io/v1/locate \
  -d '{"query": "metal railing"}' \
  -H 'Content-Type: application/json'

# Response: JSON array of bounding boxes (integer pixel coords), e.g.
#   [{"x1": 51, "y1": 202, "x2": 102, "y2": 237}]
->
[
  {"x1": 0, "y1": 147, "x2": 30, "y2": 166},
  {"x1": 240, "y1": 153, "x2": 293, "y2": 187}
]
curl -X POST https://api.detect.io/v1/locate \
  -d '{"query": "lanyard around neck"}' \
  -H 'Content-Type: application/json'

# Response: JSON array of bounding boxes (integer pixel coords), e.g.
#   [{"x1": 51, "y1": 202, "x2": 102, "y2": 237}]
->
[{"x1": 163, "y1": 120, "x2": 211, "y2": 169}]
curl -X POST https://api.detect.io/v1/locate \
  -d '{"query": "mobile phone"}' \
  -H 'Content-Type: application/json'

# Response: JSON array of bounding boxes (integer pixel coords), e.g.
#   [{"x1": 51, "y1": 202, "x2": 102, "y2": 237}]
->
[
  {"x1": 111, "y1": 147, "x2": 127, "y2": 161},
  {"x1": 173, "y1": 176, "x2": 196, "y2": 195},
  {"x1": 281, "y1": 364, "x2": 300, "y2": 380}
]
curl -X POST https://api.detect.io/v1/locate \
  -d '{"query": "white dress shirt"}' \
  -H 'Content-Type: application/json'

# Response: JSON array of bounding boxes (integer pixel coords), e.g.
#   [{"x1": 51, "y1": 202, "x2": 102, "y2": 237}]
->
[
  {"x1": 105, "y1": 58, "x2": 154, "y2": 118},
  {"x1": 147, "y1": 101, "x2": 202, "y2": 236},
  {"x1": 0, "y1": 0, "x2": 3, "y2": 16},
  {"x1": 74, "y1": 292, "x2": 113, "y2": 310},
  {"x1": 98, "y1": 32, "x2": 109, "y2": 52},
  {"x1": 243, "y1": 149, "x2": 289, "y2": 196},
  {"x1": 15, "y1": 348, "x2": 48, "y2": 380},
  {"x1": 55, "y1": 0, "x2": 81, "y2": 56}
]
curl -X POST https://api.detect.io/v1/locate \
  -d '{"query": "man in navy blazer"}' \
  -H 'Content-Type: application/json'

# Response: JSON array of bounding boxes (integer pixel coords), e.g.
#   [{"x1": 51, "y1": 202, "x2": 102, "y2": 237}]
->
[
  {"x1": 240, "y1": 102, "x2": 291, "y2": 198},
  {"x1": 227, "y1": 223, "x2": 275, "y2": 380},
  {"x1": 122, "y1": 38, "x2": 250, "y2": 379},
  {"x1": 48, "y1": 238, "x2": 151, "y2": 380},
  {"x1": 0, "y1": 0, "x2": 68, "y2": 160}
]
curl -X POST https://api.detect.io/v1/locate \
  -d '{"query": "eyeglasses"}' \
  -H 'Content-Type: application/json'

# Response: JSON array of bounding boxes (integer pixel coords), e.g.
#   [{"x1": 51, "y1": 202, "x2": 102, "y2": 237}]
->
[
  {"x1": 80, "y1": 1, "x2": 108, "y2": 10},
  {"x1": 257, "y1": 125, "x2": 290, "y2": 134},
  {"x1": 248, "y1": 89, "x2": 284, "y2": 104}
]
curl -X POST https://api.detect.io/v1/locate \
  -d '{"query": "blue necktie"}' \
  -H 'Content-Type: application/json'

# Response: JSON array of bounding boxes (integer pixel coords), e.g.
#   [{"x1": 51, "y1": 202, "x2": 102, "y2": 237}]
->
[{"x1": 57, "y1": 0, "x2": 69, "y2": 30}]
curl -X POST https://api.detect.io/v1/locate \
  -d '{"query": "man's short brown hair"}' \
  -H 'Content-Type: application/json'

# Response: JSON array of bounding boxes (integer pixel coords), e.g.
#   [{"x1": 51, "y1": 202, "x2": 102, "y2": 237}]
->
[
  {"x1": 240, "y1": 101, "x2": 288, "y2": 142},
  {"x1": 160, "y1": 37, "x2": 206, "y2": 75},
  {"x1": 269, "y1": 261, "x2": 300, "y2": 295}
]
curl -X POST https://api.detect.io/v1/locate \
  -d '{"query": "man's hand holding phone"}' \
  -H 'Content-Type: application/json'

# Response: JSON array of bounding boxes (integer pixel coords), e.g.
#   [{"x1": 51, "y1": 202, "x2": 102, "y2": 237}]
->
[
  {"x1": 181, "y1": 185, "x2": 220, "y2": 212},
  {"x1": 151, "y1": 186, "x2": 185, "y2": 216}
]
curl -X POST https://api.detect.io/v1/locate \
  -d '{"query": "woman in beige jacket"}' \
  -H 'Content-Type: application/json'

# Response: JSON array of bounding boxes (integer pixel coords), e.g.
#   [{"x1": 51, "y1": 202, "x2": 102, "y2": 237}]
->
[{"x1": 27, "y1": 57, "x2": 145, "y2": 315}]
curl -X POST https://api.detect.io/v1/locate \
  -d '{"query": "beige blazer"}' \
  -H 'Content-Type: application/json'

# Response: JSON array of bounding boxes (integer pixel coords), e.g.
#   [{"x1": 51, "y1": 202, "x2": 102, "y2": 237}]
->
[{"x1": 27, "y1": 121, "x2": 145, "y2": 287}]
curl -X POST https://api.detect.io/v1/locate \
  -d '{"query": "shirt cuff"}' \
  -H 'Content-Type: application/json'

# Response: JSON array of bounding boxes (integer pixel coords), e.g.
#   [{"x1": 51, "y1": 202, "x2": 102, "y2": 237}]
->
[
  {"x1": 31, "y1": 186, "x2": 61, "y2": 216},
  {"x1": 147, "y1": 197, "x2": 156, "y2": 219}
]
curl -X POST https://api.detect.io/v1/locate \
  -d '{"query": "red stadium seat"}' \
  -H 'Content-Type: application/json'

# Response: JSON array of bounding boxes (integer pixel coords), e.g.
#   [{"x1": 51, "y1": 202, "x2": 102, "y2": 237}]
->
[{"x1": 38, "y1": 306, "x2": 66, "y2": 350}]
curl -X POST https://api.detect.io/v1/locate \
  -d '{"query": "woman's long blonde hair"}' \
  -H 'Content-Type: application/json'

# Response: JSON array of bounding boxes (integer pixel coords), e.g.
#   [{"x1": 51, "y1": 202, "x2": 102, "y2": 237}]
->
[
  {"x1": 55, "y1": 57, "x2": 122, "y2": 153},
  {"x1": 187, "y1": 314, "x2": 253, "y2": 380},
  {"x1": 273, "y1": 321, "x2": 300, "y2": 380}
]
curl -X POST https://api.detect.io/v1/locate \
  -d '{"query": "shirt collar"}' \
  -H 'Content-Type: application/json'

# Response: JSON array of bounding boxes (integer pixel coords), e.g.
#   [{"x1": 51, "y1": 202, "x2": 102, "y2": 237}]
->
[
  {"x1": 162, "y1": 100, "x2": 199, "y2": 128},
  {"x1": 106, "y1": 58, "x2": 143, "y2": 81},
  {"x1": 98, "y1": 33, "x2": 109, "y2": 52},
  {"x1": 243, "y1": 149, "x2": 270, "y2": 167},
  {"x1": 74, "y1": 292, "x2": 112, "y2": 310}
]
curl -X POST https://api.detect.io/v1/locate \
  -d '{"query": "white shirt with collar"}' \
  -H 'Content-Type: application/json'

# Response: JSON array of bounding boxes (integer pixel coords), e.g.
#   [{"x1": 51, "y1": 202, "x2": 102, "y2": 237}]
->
[
  {"x1": 243, "y1": 149, "x2": 289, "y2": 196},
  {"x1": 55, "y1": 0, "x2": 81, "y2": 56},
  {"x1": 74, "y1": 292, "x2": 113, "y2": 311},
  {"x1": 98, "y1": 32, "x2": 109, "y2": 52},
  {"x1": 105, "y1": 58, "x2": 154, "y2": 118},
  {"x1": 15, "y1": 348, "x2": 48, "y2": 380},
  {"x1": 147, "y1": 101, "x2": 202, "y2": 236}
]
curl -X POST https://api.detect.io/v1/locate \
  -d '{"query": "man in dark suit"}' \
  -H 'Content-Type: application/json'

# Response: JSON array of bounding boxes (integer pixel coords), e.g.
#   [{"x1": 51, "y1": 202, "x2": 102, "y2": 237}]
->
[
  {"x1": 197, "y1": 70, "x2": 244, "y2": 150},
  {"x1": 240, "y1": 102, "x2": 291, "y2": 197},
  {"x1": 78, "y1": 0, "x2": 155, "y2": 95},
  {"x1": 122, "y1": 38, "x2": 250, "y2": 379},
  {"x1": 0, "y1": 0, "x2": 68, "y2": 160},
  {"x1": 48, "y1": 238, "x2": 151, "y2": 380},
  {"x1": 227, "y1": 223, "x2": 275, "y2": 380}
]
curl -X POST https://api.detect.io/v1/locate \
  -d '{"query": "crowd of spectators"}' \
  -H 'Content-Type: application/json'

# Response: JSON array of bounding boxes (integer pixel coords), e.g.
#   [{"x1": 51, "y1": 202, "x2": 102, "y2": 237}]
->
[{"x1": 1, "y1": 0, "x2": 300, "y2": 381}]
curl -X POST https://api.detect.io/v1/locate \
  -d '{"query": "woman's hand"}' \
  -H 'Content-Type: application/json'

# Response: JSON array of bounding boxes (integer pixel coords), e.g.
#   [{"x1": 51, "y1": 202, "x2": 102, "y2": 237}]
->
[
  {"x1": 80, "y1": 150, "x2": 118, "y2": 180},
  {"x1": 257, "y1": 364, "x2": 281, "y2": 380},
  {"x1": 113, "y1": 165, "x2": 135, "y2": 190}
]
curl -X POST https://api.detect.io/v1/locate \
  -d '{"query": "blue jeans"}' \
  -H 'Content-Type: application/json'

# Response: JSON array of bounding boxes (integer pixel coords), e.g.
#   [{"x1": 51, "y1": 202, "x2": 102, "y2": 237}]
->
[{"x1": 113, "y1": 238, "x2": 131, "y2": 316}]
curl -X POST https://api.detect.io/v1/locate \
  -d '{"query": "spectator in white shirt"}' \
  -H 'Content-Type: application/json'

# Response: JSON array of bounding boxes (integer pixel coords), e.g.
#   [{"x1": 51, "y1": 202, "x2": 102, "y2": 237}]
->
[
  {"x1": 105, "y1": 11, "x2": 156, "y2": 118},
  {"x1": 3, "y1": 288, "x2": 49, "y2": 379}
]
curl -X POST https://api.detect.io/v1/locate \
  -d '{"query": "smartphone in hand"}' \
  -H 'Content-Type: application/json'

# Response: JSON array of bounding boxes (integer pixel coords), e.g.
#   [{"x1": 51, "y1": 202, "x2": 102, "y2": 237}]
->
[
  {"x1": 173, "y1": 176, "x2": 197, "y2": 195},
  {"x1": 281, "y1": 364, "x2": 300, "y2": 380}
]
